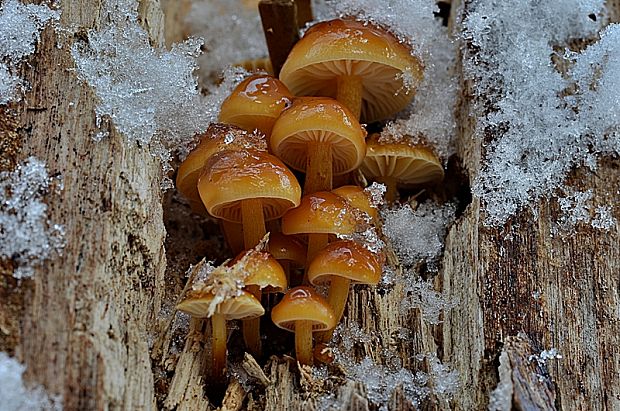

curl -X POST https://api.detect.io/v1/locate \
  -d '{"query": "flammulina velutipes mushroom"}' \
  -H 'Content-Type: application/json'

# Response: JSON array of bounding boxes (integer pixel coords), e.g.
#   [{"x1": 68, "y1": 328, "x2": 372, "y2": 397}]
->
[{"x1": 173, "y1": 14, "x2": 452, "y2": 371}]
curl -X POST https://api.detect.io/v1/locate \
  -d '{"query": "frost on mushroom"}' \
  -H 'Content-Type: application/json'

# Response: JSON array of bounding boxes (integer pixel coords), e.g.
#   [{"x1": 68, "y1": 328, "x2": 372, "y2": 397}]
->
[
  {"x1": 0, "y1": 352, "x2": 62, "y2": 411},
  {"x1": 316, "y1": 0, "x2": 458, "y2": 161},
  {"x1": 463, "y1": 0, "x2": 620, "y2": 227},
  {"x1": 0, "y1": 158, "x2": 64, "y2": 279},
  {"x1": 0, "y1": 0, "x2": 59, "y2": 105}
]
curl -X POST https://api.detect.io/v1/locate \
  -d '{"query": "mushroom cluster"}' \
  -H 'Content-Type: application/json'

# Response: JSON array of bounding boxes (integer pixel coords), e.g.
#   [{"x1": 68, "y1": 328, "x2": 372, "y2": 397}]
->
[{"x1": 175, "y1": 17, "x2": 445, "y2": 375}]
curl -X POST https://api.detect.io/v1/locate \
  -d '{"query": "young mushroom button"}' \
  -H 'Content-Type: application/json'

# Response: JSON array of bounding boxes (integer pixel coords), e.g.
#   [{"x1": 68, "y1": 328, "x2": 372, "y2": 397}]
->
[
  {"x1": 219, "y1": 74, "x2": 293, "y2": 137},
  {"x1": 198, "y1": 149, "x2": 301, "y2": 248},
  {"x1": 177, "y1": 290, "x2": 264, "y2": 382},
  {"x1": 307, "y1": 240, "x2": 382, "y2": 343},
  {"x1": 360, "y1": 134, "x2": 444, "y2": 203},
  {"x1": 279, "y1": 18, "x2": 423, "y2": 122},
  {"x1": 270, "y1": 97, "x2": 366, "y2": 194},
  {"x1": 271, "y1": 286, "x2": 336, "y2": 365}
]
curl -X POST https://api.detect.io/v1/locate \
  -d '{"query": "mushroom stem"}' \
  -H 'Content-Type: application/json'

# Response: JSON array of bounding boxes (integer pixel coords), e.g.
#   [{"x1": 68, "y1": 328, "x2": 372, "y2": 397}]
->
[
  {"x1": 377, "y1": 176, "x2": 398, "y2": 203},
  {"x1": 211, "y1": 313, "x2": 228, "y2": 381},
  {"x1": 220, "y1": 220, "x2": 244, "y2": 255},
  {"x1": 305, "y1": 141, "x2": 332, "y2": 194},
  {"x1": 295, "y1": 320, "x2": 314, "y2": 365},
  {"x1": 304, "y1": 233, "x2": 329, "y2": 284},
  {"x1": 241, "y1": 198, "x2": 267, "y2": 249},
  {"x1": 337, "y1": 75, "x2": 363, "y2": 119},
  {"x1": 243, "y1": 285, "x2": 263, "y2": 357},
  {"x1": 318, "y1": 276, "x2": 351, "y2": 342}
]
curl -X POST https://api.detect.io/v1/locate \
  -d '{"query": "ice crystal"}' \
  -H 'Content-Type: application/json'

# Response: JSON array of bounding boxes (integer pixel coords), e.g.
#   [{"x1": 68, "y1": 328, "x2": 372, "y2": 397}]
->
[
  {"x1": 464, "y1": 0, "x2": 620, "y2": 226},
  {"x1": 381, "y1": 201, "x2": 456, "y2": 268},
  {"x1": 185, "y1": 0, "x2": 268, "y2": 84},
  {"x1": 402, "y1": 275, "x2": 456, "y2": 324},
  {"x1": 0, "y1": 158, "x2": 64, "y2": 279},
  {"x1": 555, "y1": 189, "x2": 617, "y2": 231},
  {"x1": 0, "y1": 352, "x2": 62, "y2": 411},
  {"x1": 0, "y1": 0, "x2": 59, "y2": 104}
]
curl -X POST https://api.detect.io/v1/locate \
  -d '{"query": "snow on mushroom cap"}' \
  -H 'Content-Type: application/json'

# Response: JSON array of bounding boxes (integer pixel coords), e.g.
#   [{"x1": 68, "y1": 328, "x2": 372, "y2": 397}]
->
[{"x1": 279, "y1": 18, "x2": 423, "y2": 123}]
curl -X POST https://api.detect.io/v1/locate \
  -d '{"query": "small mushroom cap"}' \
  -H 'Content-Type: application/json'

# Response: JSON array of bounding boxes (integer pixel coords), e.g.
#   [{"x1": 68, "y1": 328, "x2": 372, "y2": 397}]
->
[
  {"x1": 219, "y1": 74, "x2": 293, "y2": 136},
  {"x1": 231, "y1": 250, "x2": 288, "y2": 293},
  {"x1": 360, "y1": 134, "x2": 444, "y2": 186},
  {"x1": 268, "y1": 233, "x2": 307, "y2": 266},
  {"x1": 198, "y1": 149, "x2": 302, "y2": 223},
  {"x1": 271, "y1": 286, "x2": 337, "y2": 332},
  {"x1": 177, "y1": 290, "x2": 264, "y2": 320},
  {"x1": 270, "y1": 97, "x2": 367, "y2": 175},
  {"x1": 307, "y1": 240, "x2": 382, "y2": 286},
  {"x1": 281, "y1": 191, "x2": 359, "y2": 236},
  {"x1": 176, "y1": 124, "x2": 267, "y2": 204},
  {"x1": 332, "y1": 185, "x2": 378, "y2": 222},
  {"x1": 279, "y1": 18, "x2": 423, "y2": 123}
]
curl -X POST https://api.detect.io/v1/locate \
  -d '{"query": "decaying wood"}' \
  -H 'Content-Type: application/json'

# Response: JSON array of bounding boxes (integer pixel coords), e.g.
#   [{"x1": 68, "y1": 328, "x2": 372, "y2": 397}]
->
[
  {"x1": 258, "y1": 0, "x2": 300, "y2": 77},
  {"x1": 2, "y1": 0, "x2": 620, "y2": 410},
  {"x1": 0, "y1": 1, "x2": 168, "y2": 409}
]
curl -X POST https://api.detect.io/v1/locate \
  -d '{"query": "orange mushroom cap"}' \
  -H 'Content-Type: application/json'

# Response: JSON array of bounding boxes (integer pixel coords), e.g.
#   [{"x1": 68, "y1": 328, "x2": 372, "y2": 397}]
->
[
  {"x1": 219, "y1": 74, "x2": 293, "y2": 137},
  {"x1": 177, "y1": 290, "x2": 264, "y2": 320},
  {"x1": 332, "y1": 185, "x2": 378, "y2": 222},
  {"x1": 231, "y1": 249, "x2": 288, "y2": 293},
  {"x1": 307, "y1": 240, "x2": 382, "y2": 286},
  {"x1": 281, "y1": 191, "x2": 360, "y2": 236},
  {"x1": 176, "y1": 124, "x2": 267, "y2": 205},
  {"x1": 279, "y1": 18, "x2": 423, "y2": 123},
  {"x1": 270, "y1": 97, "x2": 367, "y2": 175},
  {"x1": 360, "y1": 133, "x2": 444, "y2": 186},
  {"x1": 271, "y1": 286, "x2": 336, "y2": 332},
  {"x1": 198, "y1": 149, "x2": 301, "y2": 223},
  {"x1": 268, "y1": 233, "x2": 307, "y2": 266}
]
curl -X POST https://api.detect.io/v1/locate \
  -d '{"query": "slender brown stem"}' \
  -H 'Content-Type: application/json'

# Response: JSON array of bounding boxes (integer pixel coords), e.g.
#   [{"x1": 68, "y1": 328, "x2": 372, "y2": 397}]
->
[
  {"x1": 243, "y1": 285, "x2": 263, "y2": 357},
  {"x1": 295, "y1": 320, "x2": 313, "y2": 365},
  {"x1": 337, "y1": 75, "x2": 363, "y2": 119},
  {"x1": 259, "y1": 0, "x2": 300, "y2": 77},
  {"x1": 304, "y1": 141, "x2": 332, "y2": 195},
  {"x1": 304, "y1": 233, "x2": 328, "y2": 284},
  {"x1": 211, "y1": 314, "x2": 227, "y2": 381},
  {"x1": 241, "y1": 198, "x2": 266, "y2": 249},
  {"x1": 317, "y1": 277, "x2": 351, "y2": 343},
  {"x1": 220, "y1": 220, "x2": 244, "y2": 255},
  {"x1": 294, "y1": 0, "x2": 313, "y2": 27}
]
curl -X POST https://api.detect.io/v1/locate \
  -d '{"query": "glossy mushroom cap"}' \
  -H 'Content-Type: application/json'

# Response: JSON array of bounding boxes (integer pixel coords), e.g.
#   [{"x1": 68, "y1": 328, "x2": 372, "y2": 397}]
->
[
  {"x1": 270, "y1": 97, "x2": 367, "y2": 175},
  {"x1": 231, "y1": 250, "x2": 288, "y2": 293},
  {"x1": 176, "y1": 124, "x2": 267, "y2": 204},
  {"x1": 219, "y1": 74, "x2": 293, "y2": 136},
  {"x1": 281, "y1": 191, "x2": 360, "y2": 236},
  {"x1": 307, "y1": 240, "x2": 382, "y2": 286},
  {"x1": 177, "y1": 290, "x2": 264, "y2": 320},
  {"x1": 360, "y1": 134, "x2": 444, "y2": 186},
  {"x1": 271, "y1": 286, "x2": 337, "y2": 332},
  {"x1": 198, "y1": 149, "x2": 302, "y2": 223},
  {"x1": 268, "y1": 233, "x2": 307, "y2": 266},
  {"x1": 332, "y1": 185, "x2": 378, "y2": 222},
  {"x1": 279, "y1": 18, "x2": 423, "y2": 123}
]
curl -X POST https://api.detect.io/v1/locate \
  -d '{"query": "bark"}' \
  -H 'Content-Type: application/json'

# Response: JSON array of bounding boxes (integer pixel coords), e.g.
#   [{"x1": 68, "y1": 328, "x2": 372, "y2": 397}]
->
[{"x1": 1, "y1": 1, "x2": 619, "y2": 410}]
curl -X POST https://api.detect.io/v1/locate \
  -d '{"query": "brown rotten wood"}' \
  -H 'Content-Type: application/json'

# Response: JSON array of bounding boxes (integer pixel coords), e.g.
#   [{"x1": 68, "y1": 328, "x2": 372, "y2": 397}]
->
[
  {"x1": 2, "y1": 1, "x2": 620, "y2": 410},
  {"x1": 259, "y1": 0, "x2": 300, "y2": 77}
]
